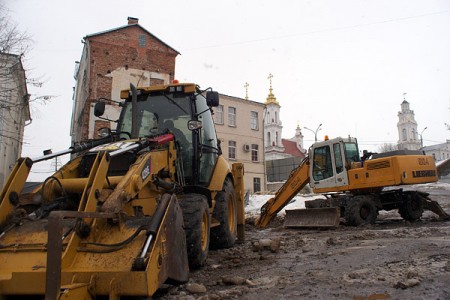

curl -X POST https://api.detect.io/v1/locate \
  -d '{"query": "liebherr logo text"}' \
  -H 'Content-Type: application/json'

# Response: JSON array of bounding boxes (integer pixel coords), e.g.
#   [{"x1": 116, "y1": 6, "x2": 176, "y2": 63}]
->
[{"x1": 412, "y1": 170, "x2": 436, "y2": 178}]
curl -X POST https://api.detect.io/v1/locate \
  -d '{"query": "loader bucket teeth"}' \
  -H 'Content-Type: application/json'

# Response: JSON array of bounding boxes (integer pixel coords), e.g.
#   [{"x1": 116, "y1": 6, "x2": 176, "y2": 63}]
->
[{"x1": 284, "y1": 207, "x2": 341, "y2": 228}]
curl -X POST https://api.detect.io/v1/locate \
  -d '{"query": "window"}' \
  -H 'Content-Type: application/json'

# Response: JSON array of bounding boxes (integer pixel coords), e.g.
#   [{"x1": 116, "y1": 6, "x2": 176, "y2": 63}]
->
[
  {"x1": 228, "y1": 107, "x2": 236, "y2": 127},
  {"x1": 267, "y1": 132, "x2": 271, "y2": 145},
  {"x1": 313, "y1": 145, "x2": 333, "y2": 181},
  {"x1": 251, "y1": 144, "x2": 258, "y2": 162},
  {"x1": 333, "y1": 143, "x2": 344, "y2": 173},
  {"x1": 275, "y1": 111, "x2": 278, "y2": 123},
  {"x1": 138, "y1": 34, "x2": 146, "y2": 47},
  {"x1": 228, "y1": 141, "x2": 236, "y2": 159},
  {"x1": 402, "y1": 128, "x2": 407, "y2": 141},
  {"x1": 250, "y1": 111, "x2": 258, "y2": 130},
  {"x1": 253, "y1": 177, "x2": 261, "y2": 193},
  {"x1": 344, "y1": 143, "x2": 360, "y2": 164},
  {"x1": 214, "y1": 105, "x2": 224, "y2": 124}
]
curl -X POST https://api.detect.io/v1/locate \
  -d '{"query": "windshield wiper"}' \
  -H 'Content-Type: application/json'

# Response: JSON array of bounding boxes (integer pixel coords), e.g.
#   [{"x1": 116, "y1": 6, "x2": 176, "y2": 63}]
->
[{"x1": 159, "y1": 92, "x2": 188, "y2": 114}]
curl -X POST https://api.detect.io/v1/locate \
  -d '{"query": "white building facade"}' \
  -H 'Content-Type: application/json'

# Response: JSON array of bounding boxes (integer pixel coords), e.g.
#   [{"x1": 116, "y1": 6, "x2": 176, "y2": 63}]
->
[
  {"x1": 0, "y1": 53, "x2": 30, "y2": 188},
  {"x1": 213, "y1": 94, "x2": 266, "y2": 193},
  {"x1": 423, "y1": 141, "x2": 450, "y2": 162}
]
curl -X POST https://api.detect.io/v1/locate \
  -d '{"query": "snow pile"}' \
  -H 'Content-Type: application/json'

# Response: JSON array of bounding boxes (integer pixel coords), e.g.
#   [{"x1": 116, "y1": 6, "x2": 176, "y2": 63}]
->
[{"x1": 414, "y1": 181, "x2": 450, "y2": 190}]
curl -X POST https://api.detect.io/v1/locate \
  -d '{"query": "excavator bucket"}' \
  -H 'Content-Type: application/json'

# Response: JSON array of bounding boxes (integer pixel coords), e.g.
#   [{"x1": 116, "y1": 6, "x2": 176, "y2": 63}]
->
[{"x1": 284, "y1": 207, "x2": 341, "y2": 228}]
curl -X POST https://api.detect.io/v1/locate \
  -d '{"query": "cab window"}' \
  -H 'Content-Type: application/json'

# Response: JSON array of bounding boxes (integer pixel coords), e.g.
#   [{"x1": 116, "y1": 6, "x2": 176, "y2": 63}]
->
[
  {"x1": 313, "y1": 145, "x2": 333, "y2": 181},
  {"x1": 333, "y1": 143, "x2": 344, "y2": 174},
  {"x1": 344, "y1": 143, "x2": 360, "y2": 164}
]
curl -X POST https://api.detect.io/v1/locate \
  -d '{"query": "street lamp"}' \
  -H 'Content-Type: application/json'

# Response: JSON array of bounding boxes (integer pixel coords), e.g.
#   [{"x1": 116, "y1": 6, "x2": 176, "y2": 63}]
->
[
  {"x1": 304, "y1": 123, "x2": 322, "y2": 142},
  {"x1": 419, "y1": 127, "x2": 427, "y2": 149}
]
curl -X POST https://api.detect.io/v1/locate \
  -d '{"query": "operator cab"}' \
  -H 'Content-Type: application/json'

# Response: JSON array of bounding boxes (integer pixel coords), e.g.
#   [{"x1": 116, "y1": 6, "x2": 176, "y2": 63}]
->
[
  {"x1": 115, "y1": 84, "x2": 221, "y2": 186},
  {"x1": 309, "y1": 137, "x2": 360, "y2": 190}
]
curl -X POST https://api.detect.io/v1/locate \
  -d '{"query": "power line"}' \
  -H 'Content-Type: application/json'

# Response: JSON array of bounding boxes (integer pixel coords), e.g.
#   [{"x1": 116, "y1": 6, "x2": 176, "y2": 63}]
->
[{"x1": 186, "y1": 9, "x2": 450, "y2": 51}]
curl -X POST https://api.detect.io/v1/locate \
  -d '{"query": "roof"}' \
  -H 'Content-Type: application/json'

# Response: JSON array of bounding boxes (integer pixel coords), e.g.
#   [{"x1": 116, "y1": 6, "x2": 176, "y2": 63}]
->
[
  {"x1": 423, "y1": 141, "x2": 449, "y2": 152},
  {"x1": 219, "y1": 93, "x2": 266, "y2": 107},
  {"x1": 281, "y1": 139, "x2": 305, "y2": 158},
  {"x1": 84, "y1": 23, "x2": 180, "y2": 54}
]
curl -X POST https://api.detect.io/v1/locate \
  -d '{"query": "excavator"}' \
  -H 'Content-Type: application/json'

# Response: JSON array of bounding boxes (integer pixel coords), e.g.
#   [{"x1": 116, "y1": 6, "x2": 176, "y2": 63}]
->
[
  {"x1": 0, "y1": 82, "x2": 245, "y2": 299},
  {"x1": 256, "y1": 136, "x2": 449, "y2": 228}
]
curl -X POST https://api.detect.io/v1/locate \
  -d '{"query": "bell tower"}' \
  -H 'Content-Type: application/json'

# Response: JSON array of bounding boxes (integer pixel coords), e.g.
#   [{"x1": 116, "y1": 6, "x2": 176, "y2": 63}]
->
[
  {"x1": 397, "y1": 96, "x2": 421, "y2": 150},
  {"x1": 264, "y1": 74, "x2": 285, "y2": 156}
]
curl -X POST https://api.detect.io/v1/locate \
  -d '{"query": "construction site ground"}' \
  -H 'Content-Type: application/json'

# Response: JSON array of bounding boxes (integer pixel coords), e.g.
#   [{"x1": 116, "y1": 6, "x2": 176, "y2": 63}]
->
[{"x1": 154, "y1": 183, "x2": 450, "y2": 300}]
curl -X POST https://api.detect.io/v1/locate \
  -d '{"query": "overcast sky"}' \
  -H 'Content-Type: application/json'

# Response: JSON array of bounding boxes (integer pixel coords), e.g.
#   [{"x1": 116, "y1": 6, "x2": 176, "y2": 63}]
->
[{"x1": 5, "y1": 0, "x2": 450, "y2": 180}]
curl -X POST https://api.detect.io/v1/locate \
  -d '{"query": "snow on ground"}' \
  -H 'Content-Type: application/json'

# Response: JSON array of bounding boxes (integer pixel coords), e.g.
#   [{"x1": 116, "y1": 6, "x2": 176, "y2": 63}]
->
[{"x1": 245, "y1": 193, "x2": 325, "y2": 218}]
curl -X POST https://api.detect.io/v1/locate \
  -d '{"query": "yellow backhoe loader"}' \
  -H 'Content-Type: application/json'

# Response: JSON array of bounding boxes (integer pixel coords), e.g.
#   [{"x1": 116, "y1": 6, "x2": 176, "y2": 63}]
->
[
  {"x1": 0, "y1": 82, "x2": 245, "y2": 299},
  {"x1": 256, "y1": 136, "x2": 449, "y2": 228}
]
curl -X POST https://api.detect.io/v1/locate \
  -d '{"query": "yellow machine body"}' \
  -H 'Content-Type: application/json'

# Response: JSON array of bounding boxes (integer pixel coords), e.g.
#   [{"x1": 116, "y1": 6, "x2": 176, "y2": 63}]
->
[{"x1": 0, "y1": 83, "x2": 245, "y2": 299}]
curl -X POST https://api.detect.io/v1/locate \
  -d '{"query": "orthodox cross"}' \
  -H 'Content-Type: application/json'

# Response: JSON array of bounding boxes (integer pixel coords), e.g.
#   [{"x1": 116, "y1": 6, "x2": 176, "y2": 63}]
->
[{"x1": 244, "y1": 82, "x2": 249, "y2": 100}]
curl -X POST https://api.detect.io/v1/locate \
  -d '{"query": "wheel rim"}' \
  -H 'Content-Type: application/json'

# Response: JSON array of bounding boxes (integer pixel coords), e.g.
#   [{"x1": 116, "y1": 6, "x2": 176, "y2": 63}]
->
[
  {"x1": 360, "y1": 206, "x2": 370, "y2": 220},
  {"x1": 227, "y1": 194, "x2": 236, "y2": 233},
  {"x1": 201, "y1": 210, "x2": 208, "y2": 251}
]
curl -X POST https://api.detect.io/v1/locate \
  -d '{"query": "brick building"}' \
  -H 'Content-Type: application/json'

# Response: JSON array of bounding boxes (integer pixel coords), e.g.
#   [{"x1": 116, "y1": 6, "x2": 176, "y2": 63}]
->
[{"x1": 71, "y1": 17, "x2": 179, "y2": 142}]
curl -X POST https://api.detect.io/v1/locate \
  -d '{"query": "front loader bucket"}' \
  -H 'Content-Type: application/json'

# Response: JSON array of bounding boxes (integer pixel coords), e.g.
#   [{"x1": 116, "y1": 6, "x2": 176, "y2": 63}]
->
[{"x1": 284, "y1": 207, "x2": 341, "y2": 228}]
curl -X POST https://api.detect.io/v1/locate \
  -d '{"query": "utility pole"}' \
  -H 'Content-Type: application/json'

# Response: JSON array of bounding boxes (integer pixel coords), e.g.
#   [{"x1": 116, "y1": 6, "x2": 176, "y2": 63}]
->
[{"x1": 419, "y1": 127, "x2": 427, "y2": 149}]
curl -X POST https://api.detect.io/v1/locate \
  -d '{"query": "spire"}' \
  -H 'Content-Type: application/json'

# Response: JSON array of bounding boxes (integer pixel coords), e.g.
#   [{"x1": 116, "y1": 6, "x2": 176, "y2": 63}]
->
[
  {"x1": 402, "y1": 92, "x2": 409, "y2": 104},
  {"x1": 244, "y1": 82, "x2": 249, "y2": 100},
  {"x1": 265, "y1": 73, "x2": 279, "y2": 105}
]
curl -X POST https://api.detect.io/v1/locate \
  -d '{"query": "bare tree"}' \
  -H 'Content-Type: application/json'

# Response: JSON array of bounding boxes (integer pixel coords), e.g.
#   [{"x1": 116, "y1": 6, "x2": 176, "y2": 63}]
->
[
  {"x1": 0, "y1": 5, "x2": 31, "y2": 55},
  {"x1": 377, "y1": 143, "x2": 398, "y2": 153},
  {"x1": 0, "y1": 5, "x2": 53, "y2": 146}
]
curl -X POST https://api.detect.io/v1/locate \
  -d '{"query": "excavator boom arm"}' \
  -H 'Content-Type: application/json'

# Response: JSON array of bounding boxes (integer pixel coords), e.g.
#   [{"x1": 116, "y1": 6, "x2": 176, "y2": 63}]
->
[{"x1": 256, "y1": 157, "x2": 310, "y2": 228}]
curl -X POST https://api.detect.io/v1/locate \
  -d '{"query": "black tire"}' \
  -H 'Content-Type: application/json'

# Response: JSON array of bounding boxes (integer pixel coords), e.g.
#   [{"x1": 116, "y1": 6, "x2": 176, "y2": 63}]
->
[
  {"x1": 398, "y1": 192, "x2": 424, "y2": 221},
  {"x1": 344, "y1": 196, "x2": 378, "y2": 226},
  {"x1": 179, "y1": 194, "x2": 210, "y2": 269},
  {"x1": 210, "y1": 179, "x2": 237, "y2": 249}
]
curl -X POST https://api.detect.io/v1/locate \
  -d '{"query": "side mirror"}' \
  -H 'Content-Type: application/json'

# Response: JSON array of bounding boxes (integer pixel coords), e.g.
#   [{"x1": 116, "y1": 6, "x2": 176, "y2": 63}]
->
[
  {"x1": 97, "y1": 127, "x2": 111, "y2": 138},
  {"x1": 188, "y1": 120, "x2": 203, "y2": 131},
  {"x1": 206, "y1": 91, "x2": 219, "y2": 107},
  {"x1": 94, "y1": 102, "x2": 105, "y2": 117}
]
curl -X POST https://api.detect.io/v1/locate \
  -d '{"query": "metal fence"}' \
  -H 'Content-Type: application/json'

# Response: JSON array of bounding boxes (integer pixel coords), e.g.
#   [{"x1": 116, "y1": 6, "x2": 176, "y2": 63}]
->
[{"x1": 266, "y1": 157, "x2": 304, "y2": 182}]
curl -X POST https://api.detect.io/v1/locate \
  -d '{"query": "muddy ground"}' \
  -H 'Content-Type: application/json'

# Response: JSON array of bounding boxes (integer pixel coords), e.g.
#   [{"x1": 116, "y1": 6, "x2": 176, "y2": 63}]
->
[{"x1": 155, "y1": 184, "x2": 450, "y2": 300}]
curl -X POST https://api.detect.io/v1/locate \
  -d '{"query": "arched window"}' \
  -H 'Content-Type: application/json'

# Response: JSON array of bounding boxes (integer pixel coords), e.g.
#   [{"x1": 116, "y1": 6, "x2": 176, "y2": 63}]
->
[
  {"x1": 276, "y1": 131, "x2": 279, "y2": 146},
  {"x1": 267, "y1": 132, "x2": 271, "y2": 145},
  {"x1": 402, "y1": 128, "x2": 407, "y2": 141}
]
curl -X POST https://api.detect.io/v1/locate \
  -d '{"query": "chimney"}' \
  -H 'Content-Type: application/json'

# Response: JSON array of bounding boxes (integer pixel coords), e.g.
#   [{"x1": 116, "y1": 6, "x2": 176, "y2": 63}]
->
[{"x1": 127, "y1": 17, "x2": 139, "y2": 25}]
